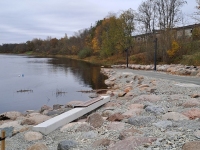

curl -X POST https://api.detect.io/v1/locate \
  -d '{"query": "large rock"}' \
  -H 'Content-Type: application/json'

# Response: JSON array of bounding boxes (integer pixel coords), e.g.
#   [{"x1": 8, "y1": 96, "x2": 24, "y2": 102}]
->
[
  {"x1": 82, "y1": 131, "x2": 97, "y2": 139},
  {"x1": 0, "y1": 121, "x2": 23, "y2": 133},
  {"x1": 107, "y1": 122, "x2": 125, "y2": 131},
  {"x1": 128, "y1": 116, "x2": 156, "y2": 126},
  {"x1": 129, "y1": 104, "x2": 144, "y2": 109},
  {"x1": 26, "y1": 113, "x2": 51, "y2": 125},
  {"x1": 92, "y1": 139, "x2": 111, "y2": 147},
  {"x1": 0, "y1": 111, "x2": 23, "y2": 120},
  {"x1": 106, "y1": 113, "x2": 126, "y2": 122},
  {"x1": 108, "y1": 136, "x2": 156, "y2": 150},
  {"x1": 145, "y1": 105, "x2": 165, "y2": 115},
  {"x1": 57, "y1": 140, "x2": 78, "y2": 150},
  {"x1": 27, "y1": 143, "x2": 48, "y2": 150},
  {"x1": 40, "y1": 105, "x2": 52, "y2": 113},
  {"x1": 123, "y1": 108, "x2": 143, "y2": 118},
  {"x1": 182, "y1": 99, "x2": 200, "y2": 108},
  {"x1": 24, "y1": 131, "x2": 43, "y2": 141},
  {"x1": 162, "y1": 112, "x2": 189, "y2": 121},
  {"x1": 65, "y1": 101, "x2": 83, "y2": 108},
  {"x1": 75, "y1": 123, "x2": 94, "y2": 132},
  {"x1": 104, "y1": 102, "x2": 121, "y2": 108},
  {"x1": 182, "y1": 108, "x2": 200, "y2": 119},
  {"x1": 87, "y1": 113, "x2": 104, "y2": 128},
  {"x1": 182, "y1": 141, "x2": 200, "y2": 150},
  {"x1": 119, "y1": 128, "x2": 142, "y2": 140},
  {"x1": 60, "y1": 122, "x2": 80, "y2": 132},
  {"x1": 153, "y1": 121, "x2": 172, "y2": 129}
]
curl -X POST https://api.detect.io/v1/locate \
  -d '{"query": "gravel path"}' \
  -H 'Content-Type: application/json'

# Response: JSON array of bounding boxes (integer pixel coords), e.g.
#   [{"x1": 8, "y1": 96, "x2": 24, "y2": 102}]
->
[{"x1": 1, "y1": 68, "x2": 200, "y2": 150}]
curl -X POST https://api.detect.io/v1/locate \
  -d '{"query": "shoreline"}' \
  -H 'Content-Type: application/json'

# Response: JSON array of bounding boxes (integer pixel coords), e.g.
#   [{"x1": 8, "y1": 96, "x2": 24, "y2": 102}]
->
[{"x1": 1, "y1": 68, "x2": 200, "y2": 149}]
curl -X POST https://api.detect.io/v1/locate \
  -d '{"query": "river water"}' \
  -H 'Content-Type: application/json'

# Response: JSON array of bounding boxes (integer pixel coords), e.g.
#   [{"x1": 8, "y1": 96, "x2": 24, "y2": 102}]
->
[{"x1": 0, "y1": 54, "x2": 107, "y2": 113}]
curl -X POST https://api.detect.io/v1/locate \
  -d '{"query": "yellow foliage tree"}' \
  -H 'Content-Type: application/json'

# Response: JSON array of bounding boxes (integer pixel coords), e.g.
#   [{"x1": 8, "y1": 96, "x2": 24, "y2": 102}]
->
[{"x1": 167, "y1": 40, "x2": 180, "y2": 57}]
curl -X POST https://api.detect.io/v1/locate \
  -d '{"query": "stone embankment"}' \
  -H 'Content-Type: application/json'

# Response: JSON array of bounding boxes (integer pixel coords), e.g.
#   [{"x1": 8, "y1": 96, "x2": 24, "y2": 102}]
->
[
  {"x1": 0, "y1": 67, "x2": 200, "y2": 150},
  {"x1": 112, "y1": 64, "x2": 200, "y2": 77}
]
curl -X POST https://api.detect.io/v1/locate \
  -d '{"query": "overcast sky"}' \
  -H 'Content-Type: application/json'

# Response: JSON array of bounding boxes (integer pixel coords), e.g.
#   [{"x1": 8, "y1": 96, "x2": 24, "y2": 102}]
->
[{"x1": 0, "y1": 0, "x2": 197, "y2": 45}]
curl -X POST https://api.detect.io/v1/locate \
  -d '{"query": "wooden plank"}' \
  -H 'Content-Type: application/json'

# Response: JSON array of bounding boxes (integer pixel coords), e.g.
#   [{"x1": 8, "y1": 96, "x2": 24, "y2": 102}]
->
[{"x1": 74, "y1": 96, "x2": 103, "y2": 107}]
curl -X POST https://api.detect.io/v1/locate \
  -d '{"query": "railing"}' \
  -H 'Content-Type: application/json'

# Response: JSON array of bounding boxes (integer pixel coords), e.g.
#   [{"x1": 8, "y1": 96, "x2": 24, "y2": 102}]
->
[{"x1": 1, "y1": 130, "x2": 5, "y2": 150}]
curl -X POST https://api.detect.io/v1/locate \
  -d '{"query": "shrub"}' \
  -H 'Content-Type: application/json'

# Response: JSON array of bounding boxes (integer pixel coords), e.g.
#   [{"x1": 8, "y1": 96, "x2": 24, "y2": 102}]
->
[{"x1": 78, "y1": 47, "x2": 92, "y2": 59}]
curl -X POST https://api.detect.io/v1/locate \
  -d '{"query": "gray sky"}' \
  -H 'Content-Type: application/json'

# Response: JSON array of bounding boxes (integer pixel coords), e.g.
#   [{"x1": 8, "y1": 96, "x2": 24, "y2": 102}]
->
[{"x1": 0, "y1": 0, "x2": 197, "y2": 44}]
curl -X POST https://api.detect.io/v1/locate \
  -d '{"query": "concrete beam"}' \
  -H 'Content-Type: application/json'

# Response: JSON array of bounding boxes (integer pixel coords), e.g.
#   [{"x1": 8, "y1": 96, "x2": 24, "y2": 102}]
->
[{"x1": 32, "y1": 96, "x2": 110, "y2": 135}]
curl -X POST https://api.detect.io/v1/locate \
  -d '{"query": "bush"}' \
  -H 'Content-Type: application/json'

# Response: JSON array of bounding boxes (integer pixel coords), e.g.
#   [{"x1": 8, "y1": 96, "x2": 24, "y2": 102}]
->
[{"x1": 78, "y1": 47, "x2": 92, "y2": 59}]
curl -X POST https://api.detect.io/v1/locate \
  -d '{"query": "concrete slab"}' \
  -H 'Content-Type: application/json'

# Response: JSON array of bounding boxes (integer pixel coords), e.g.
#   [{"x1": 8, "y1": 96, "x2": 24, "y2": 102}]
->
[
  {"x1": 175, "y1": 83, "x2": 200, "y2": 87},
  {"x1": 32, "y1": 96, "x2": 110, "y2": 135}
]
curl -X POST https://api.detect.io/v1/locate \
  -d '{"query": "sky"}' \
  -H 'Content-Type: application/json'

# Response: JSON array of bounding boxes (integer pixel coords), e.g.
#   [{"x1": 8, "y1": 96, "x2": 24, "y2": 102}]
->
[{"x1": 0, "y1": 0, "x2": 197, "y2": 45}]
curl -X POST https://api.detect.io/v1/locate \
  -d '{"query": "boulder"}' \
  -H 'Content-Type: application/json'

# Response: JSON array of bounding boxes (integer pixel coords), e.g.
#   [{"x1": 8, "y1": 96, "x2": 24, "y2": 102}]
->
[
  {"x1": 162, "y1": 112, "x2": 189, "y2": 121},
  {"x1": 87, "y1": 113, "x2": 104, "y2": 128},
  {"x1": 26, "y1": 114, "x2": 51, "y2": 125},
  {"x1": 145, "y1": 105, "x2": 165, "y2": 115},
  {"x1": 107, "y1": 122, "x2": 125, "y2": 131},
  {"x1": 57, "y1": 140, "x2": 78, "y2": 150},
  {"x1": 102, "y1": 110, "x2": 114, "y2": 117},
  {"x1": 128, "y1": 116, "x2": 156, "y2": 126},
  {"x1": 75, "y1": 123, "x2": 94, "y2": 132},
  {"x1": 53, "y1": 104, "x2": 62, "y2": 110},
  {"x1": 129, "y1": 104, "x2": 144, "y2": 109},
  {"x1": 40, "y1": 105, "x2": 52, "y2": 113},
  {"x1": 108, "y1": 136, "x2": 156, "y2": 150},
  {"x1": 0, "y1": 111, "x2": 23, "y2": 120},
  {"x1": 182, "y1": 141, "x2": 200, "y2": 150},
  {"x1": 0, "y1": 121, "x2": 23, "y2": 133},
  {"x1": 27, "y1": 143, "x2": 48, "y2": 150},
  {"x1": 123, "y1": 108, "x2": 143, "y2": 117},
  {"x1": 119, "y1": 128, "x2": 142, "y2": 140},
  {"x1": 104, "y1": 102, "x2": 121, "y2": 108},
  {"x1": 182, "y1": 99, "x2": 200, "y2": 108},
  {"x1": 153, "y1": 121, "x2": 173, "y2": 129},
  {"x1": 92, "y1": 139, "x2": 111, "y2": 147},
  {"x1": 65, "y1": 101, "x2": 83, "y2": 108},
  {"x1": 24, "y1": 131, "x2": 43, "y2": 141},
  {"x1": 82, "y1": 131, "x2": 97, "y2": 139},
  {"x1": 182, "y1": 108, "x2": 200, "y2": 119},
  {"x1": 106, "y1": 113, "x2": 126, "y2": 122}
]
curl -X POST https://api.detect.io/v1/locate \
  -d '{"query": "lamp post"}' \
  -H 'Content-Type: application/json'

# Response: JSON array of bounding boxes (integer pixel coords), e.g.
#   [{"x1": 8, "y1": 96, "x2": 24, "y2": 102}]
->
[
  {"x1": 154, "y1": 38, "x2": 157, "y2": 71},
  {"x1": 125, "y1": 48, "x2": 129, "y2": 68}
]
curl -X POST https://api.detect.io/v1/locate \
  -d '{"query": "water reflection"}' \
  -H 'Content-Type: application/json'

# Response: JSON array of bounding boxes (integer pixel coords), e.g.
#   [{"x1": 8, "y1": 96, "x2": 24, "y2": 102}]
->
[{"x1": 48, "y1": 57, "x2": 108, "y2": 89}]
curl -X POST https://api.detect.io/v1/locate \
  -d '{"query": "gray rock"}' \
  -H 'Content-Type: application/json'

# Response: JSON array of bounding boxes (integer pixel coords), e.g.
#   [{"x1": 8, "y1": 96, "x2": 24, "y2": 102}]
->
[
  {"x1": 89, "y1": 93, "x2": 98, "y2": 98},
  {"x1": 87, "y1": 113, "x2": 104, "y2": 128},
  {"x1": 145, "y1": 105, "x2": 165, "y2": 115},
  {"x1": 82, "y1": 131, "x2": 97, "y2": 139},
  {"x1": 128, "y1": 116, "x2": 156, "y2": 126},
  {"x1": 153, "y1": 121, "x2": 172, "y2": 129},
  {"x1": 0, "y1": 127, "x2": 14, "y2": 137},
  {"x1": 53, "y1": 104, "x2": 61, "y2": 110},
  {"x1": 57, "y1": 140, "x2": 78, "y2": 150}
]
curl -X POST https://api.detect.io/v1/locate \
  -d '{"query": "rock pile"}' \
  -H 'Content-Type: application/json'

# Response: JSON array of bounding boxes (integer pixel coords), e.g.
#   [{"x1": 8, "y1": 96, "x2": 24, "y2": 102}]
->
[
  {"x1": 1, "y1": 68, "x2": 200, "y2": 150},
  {"x1": 112, "y1": 64, "x2": 200, "y2": 77}
]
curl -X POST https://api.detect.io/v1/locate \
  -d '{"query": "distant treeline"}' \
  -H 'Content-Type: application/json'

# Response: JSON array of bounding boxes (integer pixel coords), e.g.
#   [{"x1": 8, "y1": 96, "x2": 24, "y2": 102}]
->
[{"x1": 1, "y1": 0, "x2": 200, "y2": 65}]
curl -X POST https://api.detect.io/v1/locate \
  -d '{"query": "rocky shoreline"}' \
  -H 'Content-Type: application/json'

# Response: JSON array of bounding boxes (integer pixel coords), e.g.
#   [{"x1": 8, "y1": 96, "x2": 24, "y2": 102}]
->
[
  {"x1": 1, "y1": 67, "x2": 200, "y2": 150},
  {"x1": 112, "y1": 64, "x2": 200, "y2": 77}
]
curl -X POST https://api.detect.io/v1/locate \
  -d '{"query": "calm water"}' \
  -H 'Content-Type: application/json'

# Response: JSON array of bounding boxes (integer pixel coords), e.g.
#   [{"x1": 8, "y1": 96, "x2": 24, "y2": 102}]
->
[{"x1": 0, "y1": 54, "x2": 107, "y2": 113}]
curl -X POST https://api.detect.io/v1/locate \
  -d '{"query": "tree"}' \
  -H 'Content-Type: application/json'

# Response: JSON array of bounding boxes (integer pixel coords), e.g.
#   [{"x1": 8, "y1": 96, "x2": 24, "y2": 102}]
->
[
  {"x1": 119, "y1": 8, "x2": 135, "y2": 50},
  {"x1": 155, "y1": 0, "x2": 187, "y2": 30},
  {"x1": 136, "y1": 0, "x2": 156, "y2": 33}
]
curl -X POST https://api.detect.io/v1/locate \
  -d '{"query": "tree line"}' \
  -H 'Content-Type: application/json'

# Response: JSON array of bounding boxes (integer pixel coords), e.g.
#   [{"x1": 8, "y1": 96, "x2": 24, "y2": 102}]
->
[{"x1": 1, "y1": 0, "x2": 200, "y2": 65}]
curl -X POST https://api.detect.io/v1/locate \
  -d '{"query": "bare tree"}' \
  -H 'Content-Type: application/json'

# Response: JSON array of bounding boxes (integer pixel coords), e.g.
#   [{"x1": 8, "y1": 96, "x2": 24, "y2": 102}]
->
[
  {"x1": 155, "y1": 0, "x2": 187, "y2": 30},
  {"x1": 136, "y1": 0, "x2": 156, "y2": 33}
]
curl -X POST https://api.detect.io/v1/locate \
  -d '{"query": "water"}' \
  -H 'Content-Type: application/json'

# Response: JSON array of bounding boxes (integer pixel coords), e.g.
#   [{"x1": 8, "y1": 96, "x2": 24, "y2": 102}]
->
[{"x1": 0, "y1": 54, "x2": 107, "y2": 113}]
